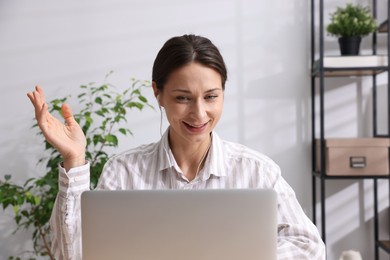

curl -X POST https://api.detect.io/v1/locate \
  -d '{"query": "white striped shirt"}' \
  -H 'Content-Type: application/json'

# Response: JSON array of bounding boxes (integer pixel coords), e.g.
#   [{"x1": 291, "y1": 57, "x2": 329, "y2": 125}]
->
[{"x1": 50, "y1": 130, "x2": 325, "y2": 260}]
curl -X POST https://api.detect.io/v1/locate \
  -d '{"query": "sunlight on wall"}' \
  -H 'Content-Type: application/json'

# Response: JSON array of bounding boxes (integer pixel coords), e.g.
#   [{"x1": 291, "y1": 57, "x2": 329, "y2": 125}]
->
[
  {"x1": 317, "y1": 182, "x2": 360, "y2": 242},
  {"x1": 363, "y1": 179, "x2": 390, "y2": 222}
]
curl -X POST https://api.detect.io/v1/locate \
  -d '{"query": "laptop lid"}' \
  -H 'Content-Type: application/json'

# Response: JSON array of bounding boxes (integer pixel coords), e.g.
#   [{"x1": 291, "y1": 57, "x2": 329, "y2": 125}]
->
[{"x1": 81, "y1": 189, "x2": 277, "y2": 260}]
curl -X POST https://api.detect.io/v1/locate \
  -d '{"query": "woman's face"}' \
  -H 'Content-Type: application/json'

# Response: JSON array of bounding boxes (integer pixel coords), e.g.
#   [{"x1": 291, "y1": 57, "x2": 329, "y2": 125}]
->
[{"x1": 154, "y1": 62, "x2": 224, "y2": 148}]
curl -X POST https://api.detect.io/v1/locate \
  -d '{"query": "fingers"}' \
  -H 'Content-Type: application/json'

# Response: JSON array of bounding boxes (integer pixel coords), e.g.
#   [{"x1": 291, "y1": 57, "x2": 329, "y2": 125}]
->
[
  {"x1": 28, "y1": 86, "x2": 77, "y2": 129},
  {"x1": 61, "y1": 103, "x2": 76, "y2": 126},
  {"x1": 37, "y1": 102, "x2": 49, "y2": 128},
  {"x1": 27, "y1": 86, "x2": 51, "y2": 127},
  {"x1": 32, "y1": 86, "x2": 44, "y2": 109},
  {"x1": 35, "y1": 85, "x2": 45, "y2": 101},
  {"x1": 27, "y1": 85, "x2": 46, "y2": 111}
]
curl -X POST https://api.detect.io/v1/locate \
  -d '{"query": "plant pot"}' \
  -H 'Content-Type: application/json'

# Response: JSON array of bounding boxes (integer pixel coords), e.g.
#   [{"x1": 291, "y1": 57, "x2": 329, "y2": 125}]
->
[{"x1": 338, "y1": 36, "x2": 362, "y2": 56}]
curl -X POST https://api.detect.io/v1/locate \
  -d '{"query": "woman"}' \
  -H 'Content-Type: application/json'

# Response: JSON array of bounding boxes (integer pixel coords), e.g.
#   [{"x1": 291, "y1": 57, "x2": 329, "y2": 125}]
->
[{"x1": 28, "y1": 34, "x2": 325, "y2": 259}]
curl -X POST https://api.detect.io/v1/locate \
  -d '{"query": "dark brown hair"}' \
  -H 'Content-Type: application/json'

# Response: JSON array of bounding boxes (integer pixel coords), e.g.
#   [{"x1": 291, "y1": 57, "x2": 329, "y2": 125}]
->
[{"x1": 152, "y1": 34, "x2": 227, "y2": 91}]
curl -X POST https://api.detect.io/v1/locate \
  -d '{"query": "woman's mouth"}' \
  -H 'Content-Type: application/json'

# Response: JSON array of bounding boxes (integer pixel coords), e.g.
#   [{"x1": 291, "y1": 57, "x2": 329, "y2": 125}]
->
[{"x1": 183, "y1": 121, "x2": 209, "y2": 133}]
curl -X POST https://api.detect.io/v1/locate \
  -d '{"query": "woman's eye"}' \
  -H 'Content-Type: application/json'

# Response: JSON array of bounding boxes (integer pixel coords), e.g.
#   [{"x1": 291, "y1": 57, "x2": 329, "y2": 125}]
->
[
  {"x1": 206, "y1": 95, "x2": 218, "y2": 100},
  {"x1": 176, "y1": 96, "x2": 190, "y2": 102}
]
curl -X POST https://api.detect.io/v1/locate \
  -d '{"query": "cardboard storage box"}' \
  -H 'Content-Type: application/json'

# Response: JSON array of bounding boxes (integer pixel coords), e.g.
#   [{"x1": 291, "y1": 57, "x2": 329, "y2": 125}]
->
[{"x1": 315, "y1": 138, "x2": 390, "y2": 176}]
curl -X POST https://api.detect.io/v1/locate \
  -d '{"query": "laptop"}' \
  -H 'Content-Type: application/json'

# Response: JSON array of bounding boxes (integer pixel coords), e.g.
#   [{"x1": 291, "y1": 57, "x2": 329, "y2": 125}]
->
[{"x1": 81, "y1": 189, "x2": 277, "y2": 260}]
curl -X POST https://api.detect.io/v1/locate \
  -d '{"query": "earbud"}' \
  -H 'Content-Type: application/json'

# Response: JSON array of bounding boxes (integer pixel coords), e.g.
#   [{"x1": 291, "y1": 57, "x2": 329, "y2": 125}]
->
[{"x1": 157, "y1": 94, "x2": 162, "y2": 107}]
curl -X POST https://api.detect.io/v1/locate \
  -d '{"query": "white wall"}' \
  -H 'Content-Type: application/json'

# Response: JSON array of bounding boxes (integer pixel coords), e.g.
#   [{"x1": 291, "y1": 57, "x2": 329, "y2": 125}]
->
[{"x1": 0, "y1": 0, "x2": 388, "y2": 259}]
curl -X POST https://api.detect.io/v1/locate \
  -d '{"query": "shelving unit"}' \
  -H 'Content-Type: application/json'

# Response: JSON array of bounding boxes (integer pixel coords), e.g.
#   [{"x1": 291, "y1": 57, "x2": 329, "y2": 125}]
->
[{"x1": 310, "y1": 0, "x2": 390, "y2": 259}]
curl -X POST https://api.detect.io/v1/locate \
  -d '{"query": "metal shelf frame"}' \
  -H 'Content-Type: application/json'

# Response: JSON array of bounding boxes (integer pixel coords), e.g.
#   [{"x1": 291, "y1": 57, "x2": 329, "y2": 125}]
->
[{"x1": 310, "y1": 0, "x2": 390, "y2": 259}]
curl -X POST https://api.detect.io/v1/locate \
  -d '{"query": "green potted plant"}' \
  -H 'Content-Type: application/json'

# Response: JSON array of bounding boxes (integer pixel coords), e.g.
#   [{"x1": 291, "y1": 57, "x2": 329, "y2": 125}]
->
[
  {"x1": 326, "y1": 3, "x2": 377, "y2": 55},
  {"x1": 0, "y1": 72, "x2": 153, "y2": 259}
]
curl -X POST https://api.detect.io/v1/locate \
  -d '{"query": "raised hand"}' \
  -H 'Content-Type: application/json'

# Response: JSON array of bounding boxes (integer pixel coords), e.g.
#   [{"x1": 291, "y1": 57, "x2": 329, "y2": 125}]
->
[{"x1": 27, "y1": 85, "x2": 87, "y2": 171}]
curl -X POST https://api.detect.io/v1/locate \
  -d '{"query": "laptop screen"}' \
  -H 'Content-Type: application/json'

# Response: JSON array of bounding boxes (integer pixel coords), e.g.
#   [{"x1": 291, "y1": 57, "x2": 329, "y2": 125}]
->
[{"x1": 81, "y1": 189, "x2": 277, "y2": 260}]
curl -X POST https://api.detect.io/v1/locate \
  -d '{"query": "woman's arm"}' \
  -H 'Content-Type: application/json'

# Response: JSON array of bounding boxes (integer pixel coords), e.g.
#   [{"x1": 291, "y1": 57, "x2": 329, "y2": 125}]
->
[
  {"x1": 274, "y1": 175, "x2": 325, "y2": 259},
  {"x1": 50, "y1": 164, "x2": 90, "y2": 260},
  {"x1": 27, "y1": 86, "x2": 89, "y2": 259}
]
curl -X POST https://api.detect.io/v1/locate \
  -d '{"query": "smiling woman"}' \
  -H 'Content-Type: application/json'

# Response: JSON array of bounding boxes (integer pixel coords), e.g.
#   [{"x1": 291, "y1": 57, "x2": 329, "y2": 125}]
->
[
  {"x1": 27, "y1": 34, "x2": 325, "y2": 260},
  {"x1": 154, "y1": 62, "x2": 224, "y2": 180}
]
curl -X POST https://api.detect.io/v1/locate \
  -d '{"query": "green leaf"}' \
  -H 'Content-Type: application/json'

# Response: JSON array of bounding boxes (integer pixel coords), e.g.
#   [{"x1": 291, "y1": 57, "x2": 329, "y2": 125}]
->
[
  {"x1": 85, "y1": 151, "x2": 92, "y2": 161},
  {"x1": 34, "y1": 196, "x2": 40, "y2": 205},
  {"x1": 138, "y1": 95, "x2": 148, "y2": 103},
  {"x1": 93, "y1": 135, "x2": 104, "y2": 145},
  {"x1": 95, "y1": 97, "x2": 102, "y2": 104},
  {"x1": 15, "y1": 215, "x2": 21, "y2": 224},
  {"x1": 132, "y1": 89, "x2": 141, "y2": 95},
  {"x1": 4, "y1": 175, "x2": 11, "y2": 181},
  {"x1": 25, "y1": 191, "x2": 32, "y2": 199},
  {"x1": 17, "y1": 195, "x2": 24, "y2": 205},
  {"x1": 95, "y1": 111, "x2": 105, "y2": 117},
  {"x1": 114, "y1": 115, "x2": 125, "y2": 122},
  {"x1": 21, "y1": 210, "x2": 29, "y2": 217},
  {"x1": 86, "y1": 137, "x2": 91, "y2": 146},
  {"x1": 105, "y1": 134, "x2": 118, "y2": 146},
  {"x1": 119, "y1": 128, "x2": 127, "y2": 135},
  {"x1": 113, "y1": 101, "x2": 123, "y2": 111},
  {"x1": 127, "y1": 102, "x2": 144, "y2": 110}
]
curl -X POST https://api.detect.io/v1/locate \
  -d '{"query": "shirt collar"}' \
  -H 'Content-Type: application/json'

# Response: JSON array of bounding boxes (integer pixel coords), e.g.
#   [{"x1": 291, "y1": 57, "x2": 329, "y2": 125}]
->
[
  {"x1": 156, "y1": 128, "x2": 228, "y2": 178},
  {"x1": 157, "y1": 128, "x2": 176, "y2": 172},
  {"x1": 201, "y1": 131, "x2": 228, "y2": 179}
]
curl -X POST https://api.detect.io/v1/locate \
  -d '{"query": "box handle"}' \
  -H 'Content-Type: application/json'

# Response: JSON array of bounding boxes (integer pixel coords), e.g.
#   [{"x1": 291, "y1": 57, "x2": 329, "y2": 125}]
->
[{"x1": 350, "y1": 156, "x2": 366, "y2": 168}]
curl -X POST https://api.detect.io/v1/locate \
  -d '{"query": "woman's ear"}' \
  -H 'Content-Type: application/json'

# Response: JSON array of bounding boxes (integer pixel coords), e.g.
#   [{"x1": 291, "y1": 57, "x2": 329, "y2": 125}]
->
[
  {"x1": 152, "y1": 81, "x2": 162, "y2": 107},
  {"x1": 152, "y1": 81, "x2": 159, "y2": 99}
]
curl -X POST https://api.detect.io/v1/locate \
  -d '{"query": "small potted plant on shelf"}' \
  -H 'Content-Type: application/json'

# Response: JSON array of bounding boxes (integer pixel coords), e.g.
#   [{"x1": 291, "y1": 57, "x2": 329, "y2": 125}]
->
[{"x1": 326, "y1": 3, "x2": 377, "y2": 55}]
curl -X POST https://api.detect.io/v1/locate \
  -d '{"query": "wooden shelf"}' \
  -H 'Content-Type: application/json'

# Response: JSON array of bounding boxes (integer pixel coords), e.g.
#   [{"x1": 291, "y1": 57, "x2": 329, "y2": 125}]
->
[
  {"x1": 379, "y1": 19, "x2": 388, "y2": 33},
  {"x1": 312, "y1": 67, "x2": 388, "y2": 77},
  {"x1": 312, "y1": 56, "x2": 388, "y2": 77},
  {"x1": 377, "y1": 240, "x2": 390, "y2": 253},
  {"x1": 313, "y1": 171, "x2": 390, "y2": 179}
]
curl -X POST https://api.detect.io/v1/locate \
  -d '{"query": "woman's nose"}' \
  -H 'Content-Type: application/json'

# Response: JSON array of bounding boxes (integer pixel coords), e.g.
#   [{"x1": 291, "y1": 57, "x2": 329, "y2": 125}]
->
[{"x1": 190, "y1": 99, "x2": 207, "y2": 119}]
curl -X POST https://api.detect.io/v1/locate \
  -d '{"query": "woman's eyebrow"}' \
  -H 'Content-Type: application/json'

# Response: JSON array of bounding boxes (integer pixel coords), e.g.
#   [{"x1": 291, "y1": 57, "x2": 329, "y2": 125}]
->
[
  {"x1": 171, "y1": 89, "x2": 191, "y2": 93},
  {"x1": 205, "y1": 88, "x2": 223, "y2": 93},
  {"x1": 171, "y1": 88, "x2": 222, "y2": 94}
]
